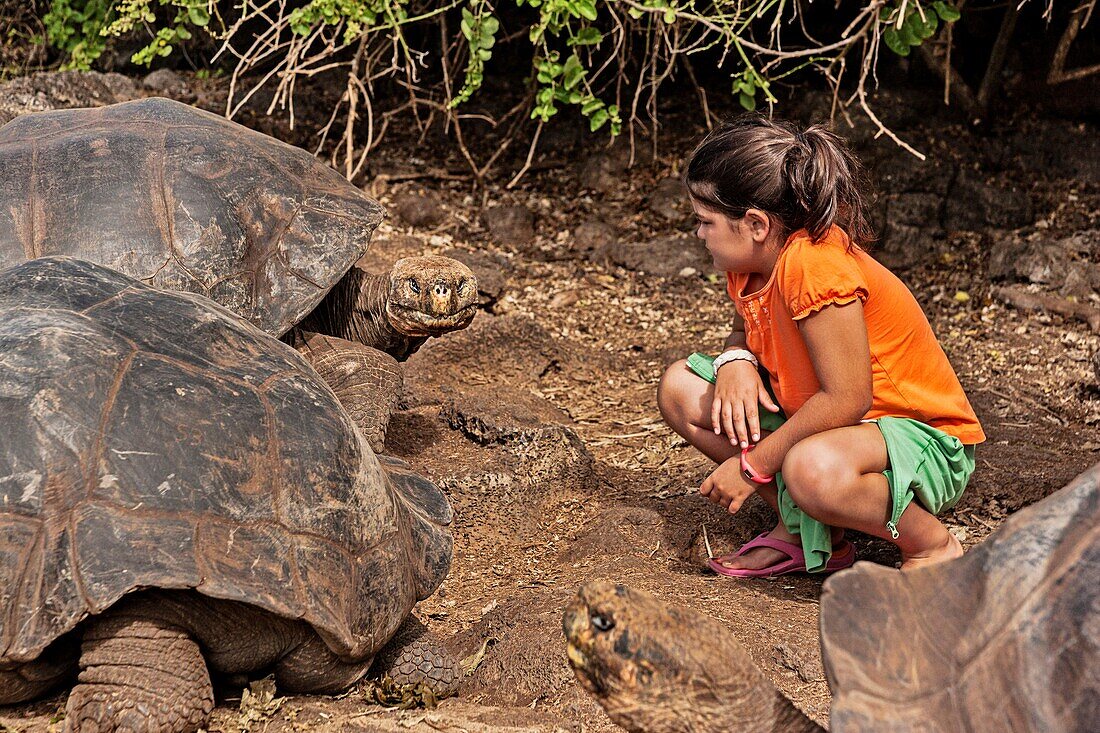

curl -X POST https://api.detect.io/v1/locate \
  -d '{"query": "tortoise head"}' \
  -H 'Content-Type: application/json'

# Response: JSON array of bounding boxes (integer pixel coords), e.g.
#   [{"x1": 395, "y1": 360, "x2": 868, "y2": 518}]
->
[
  {"x1": 386, "y1": 256, "x2": 478, "y2": 338},
  {"x1": 563, "y1": 581, "x2": 698, "y2": 731},
  {"x1": 563, "y1": 581, "x2": 802, "y2": 733}
]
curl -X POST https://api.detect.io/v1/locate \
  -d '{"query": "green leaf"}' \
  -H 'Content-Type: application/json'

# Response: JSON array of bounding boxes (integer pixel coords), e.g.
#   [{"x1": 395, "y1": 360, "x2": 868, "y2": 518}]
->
[
  {"x1": 581, "y1": 98, "x2": 604, "y2": 114},
  {"x1": 627, "y1": 6, "x2": 643, "y2": 19},
  {"x1": 576, "y1": 0, "x2": 598, "y2": 21},
  {"x1": 188, "y1": 6, "x2": 210, "y2": 26},
  {"x1": 879, "y1": 6, "x2": 895, "y2": 21},
  {"x1": 477, "y1": 47, "x2": 491, "y2": 60},
  {"x1": 883, "y1": 27, "x2": 911, "y2": 56},
  {"x1": 479, "y1": 33, "x2": 495, "y2": 49},
  {"x1": 898, "y1": 23, "x2": 920, "y2": 47},
  {"x1": 570, "y1": 27, "x2": 603, "y2": 46},
  {"x1": 589, "y1": 109, "x2": 609, "y2": 131},
  {"x1": 738, "y1": 91, "x2": 756, "y2": 111},
  {"x1": 663, "y1": 8, "x2": 676, "y2": 24},
  {"x1": 933, "y1": 1, "x2": 961, "y2": 22},
  {"x1": 562, "y1": 54, "x2": 585, "y2": 90},
  {"x1": 460, "y1": 18, "x2": 473, "y2": 40},
  {"x1": 483, "y1": 16, "x2": 499, "y2": 34}
]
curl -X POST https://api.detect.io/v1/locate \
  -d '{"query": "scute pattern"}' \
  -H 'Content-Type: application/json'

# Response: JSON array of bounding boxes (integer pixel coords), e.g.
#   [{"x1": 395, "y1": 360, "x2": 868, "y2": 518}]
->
[
  {"x1": 0, "y1": 257, "x2": 451, "y2": 669},
  {"x1": 821, "y1": 462, "x2": 1100, "y2": 733},
  {"x1": 0, "y1": 98, "x2": 384, "y2": 335}
]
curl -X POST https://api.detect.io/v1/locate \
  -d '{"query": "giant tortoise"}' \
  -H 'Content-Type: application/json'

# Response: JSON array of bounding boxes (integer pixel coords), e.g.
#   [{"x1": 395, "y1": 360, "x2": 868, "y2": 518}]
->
[
  {"x1": 564, "y1": 462, "x2": 1099, "y2": 732},
  {"x1": 0, "y1": 96, "x2": 477, "y2": 450},
  {"x1": 0, "y1": 257, "x2": 458, "y2": 731}
]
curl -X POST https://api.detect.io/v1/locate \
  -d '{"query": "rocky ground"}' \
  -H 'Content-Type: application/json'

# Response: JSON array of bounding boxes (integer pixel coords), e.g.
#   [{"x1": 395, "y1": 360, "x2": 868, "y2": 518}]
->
[{"x1": 0, "y1": 69, "x2": 1097, "y2": 732}]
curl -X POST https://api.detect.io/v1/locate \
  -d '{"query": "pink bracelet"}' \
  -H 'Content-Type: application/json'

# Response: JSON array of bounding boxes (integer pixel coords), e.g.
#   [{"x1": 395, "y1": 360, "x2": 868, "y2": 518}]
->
[{"x1": 740, "y1": 447, "x2": 775, "y2": 484}]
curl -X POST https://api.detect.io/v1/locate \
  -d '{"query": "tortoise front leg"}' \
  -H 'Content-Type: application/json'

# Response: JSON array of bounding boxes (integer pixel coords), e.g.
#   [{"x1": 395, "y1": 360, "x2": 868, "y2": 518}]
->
[
  {"x1": 289, "y1": 329, "x2": 402, "y2": 453},
  {"x1": 65, "y1": 613, "x2": 212, "y2": 733}
]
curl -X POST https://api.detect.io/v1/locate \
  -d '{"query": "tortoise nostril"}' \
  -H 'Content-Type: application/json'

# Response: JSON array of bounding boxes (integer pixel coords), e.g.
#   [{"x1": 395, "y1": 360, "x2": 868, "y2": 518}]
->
[{"x1": 433, "y1": 283, "x2": 449, "y2": 297}]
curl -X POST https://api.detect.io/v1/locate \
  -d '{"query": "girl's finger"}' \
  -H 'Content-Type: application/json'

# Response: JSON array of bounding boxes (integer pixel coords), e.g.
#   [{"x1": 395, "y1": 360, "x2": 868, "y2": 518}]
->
[
  {"x1": 722, "y1": 403, "x2": 737, "y2": 444},
  {"x1": 728, "y1": 496, "x2": 744, "y2": 514},
  {"x1": 700, "y1": 476, "x2": 712, "y2": 497},
  {"x1": 710, "y1": 397, "x2": 723, "y2": 434},
  {"x1": 745, "y1": 402, "x2": 760, "y2": 444},
  {"x1": 733, "y1": 403, "x2": 749, "y2": 448},
  {"x1": 758, "y1": 384, "x2": 781, "y2": 413}
]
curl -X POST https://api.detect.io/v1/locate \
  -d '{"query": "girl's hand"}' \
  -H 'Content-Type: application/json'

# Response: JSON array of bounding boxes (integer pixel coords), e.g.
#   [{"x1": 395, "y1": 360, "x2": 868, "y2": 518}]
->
[
  {"x1": 700, "y1": 457, "x2": 761, "y2": 514},
  {"x1": 711, "y1": 360, "x2": 781, "y2": 448}
]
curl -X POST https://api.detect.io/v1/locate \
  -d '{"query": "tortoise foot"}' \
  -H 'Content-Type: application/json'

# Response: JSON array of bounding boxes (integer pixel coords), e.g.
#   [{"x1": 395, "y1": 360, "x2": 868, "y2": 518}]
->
[{"x1": 65, "y1": 616, "x2": 212, "y2": 733}]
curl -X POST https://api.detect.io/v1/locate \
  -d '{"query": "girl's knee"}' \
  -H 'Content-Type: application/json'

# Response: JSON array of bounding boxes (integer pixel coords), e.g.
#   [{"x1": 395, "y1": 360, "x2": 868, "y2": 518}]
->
[
  {"x1": 781, "y1": 438, "x2": 853, "y2": 512},
  {"x1": 656, "y1": 359, "x2": 693, "y2": 420}
]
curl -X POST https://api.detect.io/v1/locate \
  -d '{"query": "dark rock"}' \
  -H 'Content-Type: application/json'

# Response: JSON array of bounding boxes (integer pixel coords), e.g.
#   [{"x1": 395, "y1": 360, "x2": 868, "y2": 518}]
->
[
  {"x1": 945, "y1": 173, "x2": 1033, "y2": 231},
  {"x1": 886, "y1": 192, "x2": 943, "y2": 227},
  {"x1": 0, "y1": 71, "x2": 140, "y2": 126},
  {"x1": 572, "y1": 219, "x2": 618, "y2": 254},
  {"x1": 394, "y1": 190, "x2": 447, "y2": 228},
  {"x1": 647, "y1": 176, "x2": 690, "y2": 226},
  {"x1": 1093, "y1": 348, "x2": 1099, "y2": 385},
  {"x1": 578, "y1": 152, "x2": 626, "y2": 193},
  {"x1": 482, "y1": 204, "x2": 536, "y2": 249},
  {"x1": 1011, "y1": 120, "x2": 1100, "y2": 184},
  {"x1": 873, "y1": 223, "x2": 942, "y2": 272},
  {"x1": 142, "y1": 69, "x2": 187, "y2": 95},
  {"x1": 988, "y1": 230, "x2": 1097, "y2": 288},
  {"x1": 442, "y1": 247, "x2": 513, "y2": 304},
  {"x1": 867, "y1": 147, "x2": 955, "y2": 197},
  {"x1": 600, "y1": 234, "x2": 711, "y2": 278}
]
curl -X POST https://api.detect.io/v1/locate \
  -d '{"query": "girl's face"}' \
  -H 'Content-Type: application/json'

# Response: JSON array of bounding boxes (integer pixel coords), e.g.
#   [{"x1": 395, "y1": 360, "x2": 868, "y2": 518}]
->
[{"x1": 691, "y1": 200, "x2": 755, "y2": 273}]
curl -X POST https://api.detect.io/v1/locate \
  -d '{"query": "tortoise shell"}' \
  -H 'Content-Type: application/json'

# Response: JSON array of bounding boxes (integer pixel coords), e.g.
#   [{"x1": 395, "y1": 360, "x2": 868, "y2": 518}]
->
[
  {"x1": 821, "y1": 462, "x2": 1099, "y2": 731},
  {"x1": 0, "y1": 97, "x2": 384, "y2": 336},
  {"x1": 0, "y1": 257, "x2": 451, "y2": 667}
]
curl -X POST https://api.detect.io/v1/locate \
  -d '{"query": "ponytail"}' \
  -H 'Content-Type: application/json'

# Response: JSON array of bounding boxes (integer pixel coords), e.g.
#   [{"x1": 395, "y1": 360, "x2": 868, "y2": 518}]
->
[{"x1": 684, "y1": 115, "x2": 875, "y2": 248}]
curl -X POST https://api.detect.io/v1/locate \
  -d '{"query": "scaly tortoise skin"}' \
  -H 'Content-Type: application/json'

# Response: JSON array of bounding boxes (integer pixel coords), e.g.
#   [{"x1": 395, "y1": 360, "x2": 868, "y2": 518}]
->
[
  {"x1": 0, "y1": 258, "x2": 459, "y2": 732},
  {"x1": 0, "y1": 97, "x2": 477, "y2": 450},
  {"x1": 564, "y1": 462, "x2": 1099, "y2": 732}
]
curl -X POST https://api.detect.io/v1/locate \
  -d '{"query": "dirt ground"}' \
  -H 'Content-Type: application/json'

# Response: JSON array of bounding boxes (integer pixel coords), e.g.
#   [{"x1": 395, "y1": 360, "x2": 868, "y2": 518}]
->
[{"x1": 0, "y1": 69, "x2": 1098, "y2": 732}]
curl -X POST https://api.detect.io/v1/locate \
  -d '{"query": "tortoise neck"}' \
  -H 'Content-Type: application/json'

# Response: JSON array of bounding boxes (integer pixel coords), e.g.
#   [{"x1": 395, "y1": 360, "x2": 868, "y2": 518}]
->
[{"x1": 302, "y1": 268, "x2": 426, "y2": 361}]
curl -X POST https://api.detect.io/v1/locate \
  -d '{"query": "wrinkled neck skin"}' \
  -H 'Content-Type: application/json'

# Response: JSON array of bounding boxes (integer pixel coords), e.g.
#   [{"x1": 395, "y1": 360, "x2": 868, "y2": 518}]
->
[
  {"x1": 302, "y1": 267, "x2": 428, "y2": 361},
  {"x1": 599, "y1": 674, "x2": 822, "y2": 733}
]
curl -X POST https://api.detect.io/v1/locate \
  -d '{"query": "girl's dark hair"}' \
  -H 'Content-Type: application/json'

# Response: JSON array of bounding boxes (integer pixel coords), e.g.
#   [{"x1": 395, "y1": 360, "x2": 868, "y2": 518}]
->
[{"x1": 683, "y1": 114, "x2": 876, "y2": 247}]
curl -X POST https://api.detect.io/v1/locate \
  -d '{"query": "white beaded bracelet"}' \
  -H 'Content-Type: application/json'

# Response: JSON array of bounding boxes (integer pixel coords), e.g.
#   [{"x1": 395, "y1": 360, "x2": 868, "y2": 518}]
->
[{"x1": 712, "y1": 349, "x2": 759, "y2": 379}]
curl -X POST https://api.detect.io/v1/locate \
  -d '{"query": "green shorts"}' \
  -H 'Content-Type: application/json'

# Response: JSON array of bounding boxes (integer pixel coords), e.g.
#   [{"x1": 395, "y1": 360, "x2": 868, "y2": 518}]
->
[{"x1": 686, "y1": 353, "x2": 976, "y2": 573}]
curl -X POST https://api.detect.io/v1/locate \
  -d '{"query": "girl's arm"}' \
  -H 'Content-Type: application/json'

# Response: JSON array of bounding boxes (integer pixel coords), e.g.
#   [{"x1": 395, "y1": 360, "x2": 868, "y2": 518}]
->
[{"x1": 749, "y1": 300, "x2": 872, "y2": 476}]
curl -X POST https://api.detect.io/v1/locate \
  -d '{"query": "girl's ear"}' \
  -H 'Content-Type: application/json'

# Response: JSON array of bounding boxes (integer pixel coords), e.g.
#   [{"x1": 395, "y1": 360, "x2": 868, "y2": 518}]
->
[{"x1": 744, "y1": 208, "x2": 772, "y2": 244}]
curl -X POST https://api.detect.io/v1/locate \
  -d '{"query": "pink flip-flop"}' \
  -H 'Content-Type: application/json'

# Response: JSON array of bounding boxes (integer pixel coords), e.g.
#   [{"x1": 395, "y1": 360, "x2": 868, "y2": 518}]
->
[{"x1": 707, "y1": 532, "x2": 856, "y2": 578}]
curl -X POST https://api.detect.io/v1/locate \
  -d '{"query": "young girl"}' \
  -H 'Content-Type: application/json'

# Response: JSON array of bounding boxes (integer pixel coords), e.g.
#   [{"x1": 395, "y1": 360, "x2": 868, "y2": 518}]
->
[{"x1": 658, "y1": 115, "x2": 984, "y2": 576}]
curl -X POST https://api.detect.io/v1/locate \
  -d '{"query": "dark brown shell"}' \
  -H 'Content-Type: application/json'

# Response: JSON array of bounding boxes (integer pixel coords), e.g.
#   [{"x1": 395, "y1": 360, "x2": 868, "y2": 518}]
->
[
  {"x1": 821, "y1": 462, "x2": 1099, "y2": 732},
  {"x1": 0, "y1": 257, "x2": 451, "y2": 667},
  {"x1": 0, "y1": 98, "x2": 384, "y2": 336}
]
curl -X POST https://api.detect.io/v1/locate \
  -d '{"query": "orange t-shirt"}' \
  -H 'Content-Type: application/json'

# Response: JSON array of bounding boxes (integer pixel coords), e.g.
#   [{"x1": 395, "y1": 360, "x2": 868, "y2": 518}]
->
[{"x1": 727, "y1": 226, "x2": 985, "y2": 444}]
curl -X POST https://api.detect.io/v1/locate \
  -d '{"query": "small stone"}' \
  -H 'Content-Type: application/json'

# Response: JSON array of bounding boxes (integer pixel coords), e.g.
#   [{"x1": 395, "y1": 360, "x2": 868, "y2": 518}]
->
[
  {"x1": 481, "y1": 204, "x2": 536, "y2": 249},
  {"x1": 678, "y1": 267, "x2": 698, "y2": 278},
  {"x1": 647, "y1": 176, "x2": 690, "y2": 225},
  {"x1": 572, "y1": 219, "x2": 617, "y2": 253},
  {"x1": 142, "y1": 68, "x2": 185, "y2": 94},
  {"x1": 393, "y1": 190, "x2": 446, "y2": 228}
]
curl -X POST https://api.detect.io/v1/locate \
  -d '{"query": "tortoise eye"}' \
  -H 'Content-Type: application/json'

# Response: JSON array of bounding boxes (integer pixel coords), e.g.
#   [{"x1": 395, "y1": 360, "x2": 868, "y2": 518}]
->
[
  {"x1": 591, "y1": 613, "x2": 614, "y2": 632},
  {"x1": 408, "y1": 279, "x2": 421, "y2": 295}
]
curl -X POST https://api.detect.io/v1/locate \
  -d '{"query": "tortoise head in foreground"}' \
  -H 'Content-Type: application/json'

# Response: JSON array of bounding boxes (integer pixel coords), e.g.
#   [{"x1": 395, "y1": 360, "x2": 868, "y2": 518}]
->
[
  {"x1": 386, "y1": 255, "x2": 478, "y2": 338},
  {"x1": 563, "y1": 581, "x2": 817, "y2": 733}
]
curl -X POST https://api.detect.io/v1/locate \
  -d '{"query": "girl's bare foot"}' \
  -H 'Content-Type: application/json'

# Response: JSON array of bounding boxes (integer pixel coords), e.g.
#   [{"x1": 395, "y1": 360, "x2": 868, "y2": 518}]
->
[
  {"x1": 900, "y1": 531, "x2": 963, "y2": 570},
  {"x1": 713, "y1": 523, "x2": 846, "y2": 571}
]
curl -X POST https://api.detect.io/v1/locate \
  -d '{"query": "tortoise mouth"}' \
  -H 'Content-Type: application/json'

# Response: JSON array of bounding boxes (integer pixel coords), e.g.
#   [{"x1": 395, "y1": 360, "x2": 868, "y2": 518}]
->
[{"x1": 388, "y1": 302, "x2": 477, "y2": 337}]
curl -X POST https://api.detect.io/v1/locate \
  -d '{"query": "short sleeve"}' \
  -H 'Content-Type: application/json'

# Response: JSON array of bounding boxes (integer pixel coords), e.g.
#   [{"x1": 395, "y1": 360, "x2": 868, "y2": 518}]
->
[{"x1": 777, "y1": 233, "x2": 868, "y2": 320}]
